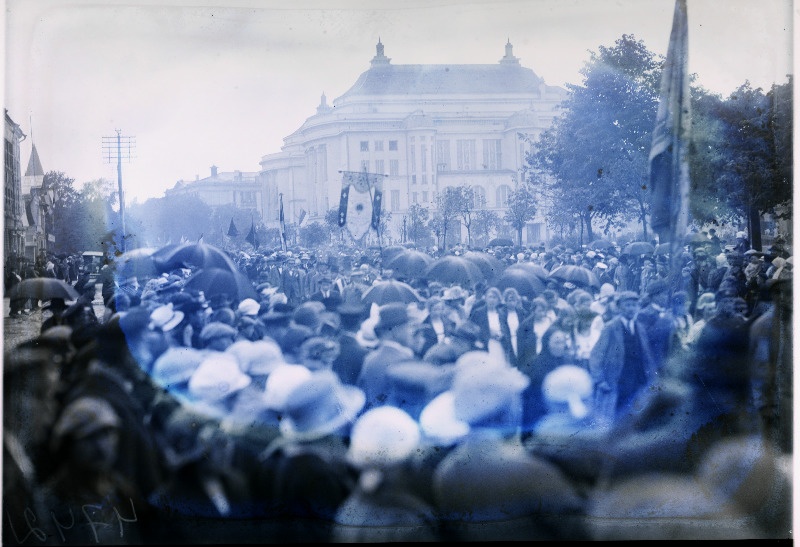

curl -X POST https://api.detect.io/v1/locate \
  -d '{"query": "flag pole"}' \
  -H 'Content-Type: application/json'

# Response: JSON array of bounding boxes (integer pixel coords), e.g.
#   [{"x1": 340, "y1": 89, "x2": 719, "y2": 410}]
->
[{"x1": 648, "y1": 0, "x2": 691, "y2": 294}]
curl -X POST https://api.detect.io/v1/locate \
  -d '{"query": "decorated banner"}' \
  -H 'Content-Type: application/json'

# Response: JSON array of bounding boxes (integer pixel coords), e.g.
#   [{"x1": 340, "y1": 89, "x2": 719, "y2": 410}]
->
[
  {"x1": 338, "y1": 171, "x2": 385, "y2": 240},
  {"x1": 649, "y1": 0, "x2": 691, "y2": 283}
]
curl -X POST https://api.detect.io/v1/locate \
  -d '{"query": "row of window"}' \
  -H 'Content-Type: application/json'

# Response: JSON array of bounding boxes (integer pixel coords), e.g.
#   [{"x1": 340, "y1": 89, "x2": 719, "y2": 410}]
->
[
  {"x1": 391, "y1": 184, "x2": 512, "y2": 212},
  {"x1": 361, "y1": 140, "x2": 398, "y2": 152},
  {"x1": 360, "y1": 138, "x2": 504, "y2": 172}
]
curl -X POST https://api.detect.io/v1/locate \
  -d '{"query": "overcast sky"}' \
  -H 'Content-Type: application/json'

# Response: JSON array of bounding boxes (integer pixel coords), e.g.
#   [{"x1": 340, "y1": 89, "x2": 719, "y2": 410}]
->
[{"x1": 4, "y1": 0, "x2": 794, "y2": 204}]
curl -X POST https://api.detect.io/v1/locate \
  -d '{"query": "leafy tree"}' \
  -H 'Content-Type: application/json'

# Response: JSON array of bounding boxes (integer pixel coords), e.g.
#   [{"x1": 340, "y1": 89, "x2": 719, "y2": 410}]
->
[
  {"x1": 208, "y1": 203, "x2": 260, "y2": 248},
  {"x1": 127, "y1": 193, "x2": 213, "y2": 247},
  {"x1": 503, "y1": 184, "x2": 538, "y2": 246},
  {"x1": 713, "y1": 80, "x2": 793, "y2": 249},
  {"x1": 470, "y1": 209, "x2": 501, "y2": 248},
  {"x1": 434, "y1": 186, "x2": 470, "y2": 251},
  {"x1": 528, "y1": 34, "x2": 662, "y2": 241},
  {"x1": 299, "y1": 222, "x2": 328, "y2": 248},
  {"x1": 452, "y1": 185, "x2": 476, "y2": 247},
  {"x1": 324, "y1": 208, "x2": 344, "y2": 243},
  {"x1": 406, "y1": 203, "x2": 431, "y2": 245}
]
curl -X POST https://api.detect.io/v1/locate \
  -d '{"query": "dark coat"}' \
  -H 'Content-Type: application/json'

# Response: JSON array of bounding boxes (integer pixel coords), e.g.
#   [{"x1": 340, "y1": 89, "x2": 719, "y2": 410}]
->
[
  {"x1": 332, "y1": 331, "x2": 369, "y2": 386},
  {"x1": 309, "y1": 289, "x2": 343, "y2": 312},
  {"x1": 433, "y1": 433, "x2": 588, "y2": 541},
  {"x1": 358, "y1": 341, "x2": 415, "y2": 409},
  {"x1": 588, "y1": 315, "x2": 657, "y2": 422}
]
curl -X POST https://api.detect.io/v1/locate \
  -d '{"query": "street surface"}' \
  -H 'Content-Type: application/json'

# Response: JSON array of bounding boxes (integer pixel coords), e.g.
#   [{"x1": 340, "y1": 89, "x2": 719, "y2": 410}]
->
[{"x1": 3, "y1": 284, "x2": 105, "y2": 349}]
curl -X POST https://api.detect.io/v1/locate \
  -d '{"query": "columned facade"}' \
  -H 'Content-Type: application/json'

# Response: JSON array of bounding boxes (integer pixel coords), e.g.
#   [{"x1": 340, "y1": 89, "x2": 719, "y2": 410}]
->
[{"x1": 259, "y1": 40, "x2": 567, "y2": 245}]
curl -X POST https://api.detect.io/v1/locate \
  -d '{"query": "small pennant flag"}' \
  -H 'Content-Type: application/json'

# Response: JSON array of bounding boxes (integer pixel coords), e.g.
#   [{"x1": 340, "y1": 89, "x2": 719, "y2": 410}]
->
[
  {"x1": 227, "y1": 218, "x2": 239, "y2": 237},
  {"x1": 298, "y1": 208, "x2": 307, "y2": 226}
]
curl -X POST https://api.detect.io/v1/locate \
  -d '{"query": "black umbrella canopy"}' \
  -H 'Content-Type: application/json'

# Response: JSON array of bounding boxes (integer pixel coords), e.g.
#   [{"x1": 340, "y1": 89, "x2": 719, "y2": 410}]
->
[
  {"x1": 424, "y1": 256, "x2": 485, "y2": 288},
  {"x1": 505, "y1": 262, "x2": 550, "y2": 282},
  {"x1": 114, "y1": 247, "x2": 159, "y2": 280},
  {"x1": 9, "y1": 278, "x2": 79, "y2": 301},
  {"x1": 385, "y1": 250, "x2": 433, "y2": 280},
  {"x1": 622, "y1": 241, "x2": 656, "y2": 257},
  {"x1": 463, "y1": 251, "x2": 505, "y2": 282},
  {"x1": 151, "y1": 242, "x2": 238, "y2": 273},
  {"x1": 362, "y1": 279, "x2": 423, "y2": 306},
  {"x1": 492, "y1": 268, "x2": 546, "y2": 300},
  {"x1": 589, "y1": 239, "x2": 615, "y2": 251},
  {"x1": 487, "y1": 237, "x2": 515, "y2": 247},
  {"x1": 548, "y1": 265, "x2": 601, "y2": 290},
  {"x1": 183, "y1": 267, "x2": 259, "y2": 303},
  {"x1": 381, "y1": 245, "x2": 407, "y2": 263}
]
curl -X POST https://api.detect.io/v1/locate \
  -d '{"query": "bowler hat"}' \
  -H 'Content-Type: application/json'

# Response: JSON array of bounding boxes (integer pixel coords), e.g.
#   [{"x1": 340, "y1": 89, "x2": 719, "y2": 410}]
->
[{"x1": 375, "y1": 303, "x2": 411, "y2": 332}]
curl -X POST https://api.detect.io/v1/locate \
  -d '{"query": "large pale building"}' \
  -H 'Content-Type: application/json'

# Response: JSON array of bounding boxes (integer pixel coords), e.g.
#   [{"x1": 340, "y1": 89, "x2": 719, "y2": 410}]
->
[
  {"x1": 259, "y1": 40, "x2": 567, "y2": 244},
  {"x1": 166, "y1": 165, "x2": 264, "y2": 217}
]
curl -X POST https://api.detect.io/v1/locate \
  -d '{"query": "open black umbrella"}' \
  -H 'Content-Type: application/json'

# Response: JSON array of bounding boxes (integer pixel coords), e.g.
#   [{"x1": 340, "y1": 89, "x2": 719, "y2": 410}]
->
[
  {"x1": 622, "y1": 241, "x2": 656, "y2": 257},
  {"x1": 463, "y1": 251, "x2": 505, "y2": 282},
  {"x1": 115, "y1": 247, "x2": 159, "y2": 280},
  {"x1": 487, "y1": 237, "x2": 515, "y2": 247},
  {"x1": 589, "y1": 239, "x2": 614, "y2": 251},
  {"x1": 381, "y1": 245, "x2": 407, "y2": 264},
  {"x1": 492, "y1": 268, "x2": 546, "y2": 299},
  {"x1": 362, "y1": 279, "x2": 423, "y2": 307},
  {"x1": 385, "y1": 250, "x2": 433, "y2": 280},
  {"x1": 505, "y1": 262, "x2": 550, "y2": 282},
  {"x1": 183, "y1": 267, "x2": 259, "y2": 303},
  {"x1": 424, "y1": 256, "x2": 485, "y2": 287},
  {"x1": 9, "y1": 278, "x2": 79, "y2": 301},
  {"x1": 152, "y1": 242, "x2": 238, "y2": 273},
  {"x1": 548, "y1": 265, "x2": 601, "y2": 290}
]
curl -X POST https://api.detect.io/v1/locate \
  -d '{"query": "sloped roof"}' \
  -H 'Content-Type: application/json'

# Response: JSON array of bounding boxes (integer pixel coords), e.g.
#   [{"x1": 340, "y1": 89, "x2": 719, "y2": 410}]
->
[
  {"x1": 25, "y1": 144, "x2": 44, "y2": 177},
  {"x1": 335, "y1": 63, "x2": 544, "y2": 101}
]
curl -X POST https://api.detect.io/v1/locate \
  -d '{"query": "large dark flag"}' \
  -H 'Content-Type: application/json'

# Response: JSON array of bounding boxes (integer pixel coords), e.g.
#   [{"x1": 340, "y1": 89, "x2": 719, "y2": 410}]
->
[
  {"x1": 649, "y1": 0, "x2": 691, "y2": 273},
  {"x1": 245, "y1": 218, "x2": 259, "y2": 249},
  {"x1": 279, "y1": 193, "x2": 287, "y2": 251},
  {"x1": 227, "y1": 218, "x2": 239, "y2": 237}
]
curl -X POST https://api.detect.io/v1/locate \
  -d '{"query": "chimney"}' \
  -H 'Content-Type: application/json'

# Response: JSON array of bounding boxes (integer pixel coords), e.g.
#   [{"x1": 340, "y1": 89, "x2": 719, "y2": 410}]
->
[{"x1": 211, "y1": 165, "x2": 218, "y2": 177}]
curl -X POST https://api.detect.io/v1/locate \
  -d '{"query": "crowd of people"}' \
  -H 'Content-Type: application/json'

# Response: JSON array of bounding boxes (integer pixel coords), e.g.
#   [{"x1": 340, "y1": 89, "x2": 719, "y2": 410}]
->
[{"x1": 2, "y1": 229, "x2": 793, "y2": 543}]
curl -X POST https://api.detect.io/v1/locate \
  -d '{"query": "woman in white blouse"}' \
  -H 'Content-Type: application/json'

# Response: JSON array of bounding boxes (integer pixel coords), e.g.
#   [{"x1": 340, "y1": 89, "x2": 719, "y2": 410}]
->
[{"x1": 502, "y1": 288, "x2": 526, "y2": 366}]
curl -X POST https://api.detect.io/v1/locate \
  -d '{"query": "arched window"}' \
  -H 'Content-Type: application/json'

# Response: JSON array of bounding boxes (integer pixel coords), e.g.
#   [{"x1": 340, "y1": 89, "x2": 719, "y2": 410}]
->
[{"x1": 496, "y1": 184, "x2": 511, "y2": 207}]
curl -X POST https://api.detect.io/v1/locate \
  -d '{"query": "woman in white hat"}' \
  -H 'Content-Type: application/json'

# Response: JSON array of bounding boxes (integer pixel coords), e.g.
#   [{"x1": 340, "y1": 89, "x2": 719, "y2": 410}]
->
[
  {"x1": 257, "y1": 370, "x2": 365, "y2": 542},
  {"x1": 331, "y1": 406, "x2": 439, "y2": 542}
]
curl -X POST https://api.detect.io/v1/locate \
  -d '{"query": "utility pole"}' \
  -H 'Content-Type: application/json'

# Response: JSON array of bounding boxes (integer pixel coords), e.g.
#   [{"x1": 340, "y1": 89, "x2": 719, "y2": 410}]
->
[{"x1": 102, "y1": 130, "x2": 135, "y2": 252}]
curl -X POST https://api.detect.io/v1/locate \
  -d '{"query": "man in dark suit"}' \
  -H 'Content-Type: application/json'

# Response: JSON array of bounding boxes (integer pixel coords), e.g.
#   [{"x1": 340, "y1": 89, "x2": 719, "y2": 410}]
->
[
  {"x1": 357, "y1": 303, "x2": 416, "y2": 410},
  {"x1": 589, "y1": 291, "x2": 657, "y2": 426},
  {"x1": 331, "y1": 301, "x2": 369, "y2": 386},
  {"x1": 309, "y1": 276, "x2": 343, "y2": 312}
]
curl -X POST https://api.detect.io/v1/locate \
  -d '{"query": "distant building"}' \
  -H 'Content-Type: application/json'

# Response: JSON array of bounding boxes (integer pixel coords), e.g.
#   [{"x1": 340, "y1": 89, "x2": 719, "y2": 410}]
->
[
  {"x1": 4, "y1": 110, "x2": 27, "y2": 263},
  {"x1": 21, "y1": 141, "x2": 47, "y2": 260},
  {"x1": 259, "y1": 40, "x2": 567, "y2": 245},
  {"x1": 166, "y1": 165, "x2": 264, "y2": 217}
]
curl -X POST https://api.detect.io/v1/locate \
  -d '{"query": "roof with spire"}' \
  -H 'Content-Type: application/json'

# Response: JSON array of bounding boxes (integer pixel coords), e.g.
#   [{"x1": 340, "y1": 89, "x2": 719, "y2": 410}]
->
[
  {"x1": 25, "y1": 144, "x2": 44, "y2": 177},
  {"x1": 335, "y1": 40, "x2": 545, "y2": 102}
]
